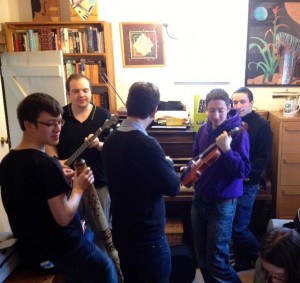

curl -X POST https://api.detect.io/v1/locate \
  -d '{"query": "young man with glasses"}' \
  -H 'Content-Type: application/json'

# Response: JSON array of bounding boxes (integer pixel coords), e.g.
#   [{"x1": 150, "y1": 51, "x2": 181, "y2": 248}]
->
[{"x1": 0, "y1": 93, "x2": 118, "y2": 282}]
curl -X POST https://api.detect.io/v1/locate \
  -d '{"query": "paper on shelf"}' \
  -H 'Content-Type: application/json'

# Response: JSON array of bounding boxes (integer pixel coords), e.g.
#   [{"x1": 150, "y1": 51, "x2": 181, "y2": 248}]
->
[{"x1": 155, "y1": 111, "x2": 189, "y2": 120}]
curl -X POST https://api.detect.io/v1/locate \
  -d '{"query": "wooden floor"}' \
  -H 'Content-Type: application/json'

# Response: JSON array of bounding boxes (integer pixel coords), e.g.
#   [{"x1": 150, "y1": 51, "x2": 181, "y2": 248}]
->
[
  {"x1": 4, "y1": 266, "x2": 65, "y2": 283},
  {"x1": 192, "y1": 268, "x2": 255, "y2": 283}
]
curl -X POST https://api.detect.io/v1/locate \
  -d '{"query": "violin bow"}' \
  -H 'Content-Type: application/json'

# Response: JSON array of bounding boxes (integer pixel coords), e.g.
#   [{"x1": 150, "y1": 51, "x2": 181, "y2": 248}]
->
[{"x1": 74, "y1": 159, "x2": 124, "y2": 282}]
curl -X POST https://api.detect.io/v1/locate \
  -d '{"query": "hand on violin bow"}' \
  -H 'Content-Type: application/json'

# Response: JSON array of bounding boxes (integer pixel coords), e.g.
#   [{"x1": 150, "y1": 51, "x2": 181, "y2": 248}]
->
[{"x1": 215, "y1": 131, "x2": 232, "y2": 153}]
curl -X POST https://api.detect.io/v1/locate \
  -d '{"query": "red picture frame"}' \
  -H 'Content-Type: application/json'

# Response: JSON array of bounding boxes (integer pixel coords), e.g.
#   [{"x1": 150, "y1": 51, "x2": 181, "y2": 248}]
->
[{"x1": 120, "y1": 22, "x2": 165, "y2": 68}]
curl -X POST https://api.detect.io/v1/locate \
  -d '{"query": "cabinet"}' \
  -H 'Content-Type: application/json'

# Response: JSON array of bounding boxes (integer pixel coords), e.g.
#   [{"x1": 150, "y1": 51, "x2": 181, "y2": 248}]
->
[
  {"x1": 4, "y1": 21, "x2": 116, "y2": 113},
  {"x1": 269, "y1": 111, "x2": 300, "y2": 219}
]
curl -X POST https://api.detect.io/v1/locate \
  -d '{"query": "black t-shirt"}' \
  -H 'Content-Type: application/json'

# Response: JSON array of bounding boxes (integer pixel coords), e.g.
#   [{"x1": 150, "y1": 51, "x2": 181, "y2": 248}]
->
[
  {"x1": 58, "y1": 103, "x2": 110, "y2": 187},
  {"x1": 0, "y1": 149, "x2": 83, "y2": 264}
]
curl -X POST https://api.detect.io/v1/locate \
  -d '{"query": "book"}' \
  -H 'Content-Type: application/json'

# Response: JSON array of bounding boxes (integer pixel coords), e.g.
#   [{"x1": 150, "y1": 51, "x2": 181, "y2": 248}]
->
[
  {"x1": 40, "y1": 27, "x2": 53, "y2": 50},
  {"x1": 92, "y1": 93, "x2": 102, "y2": 107},
  {"x1": 86, "y1": 27, "x2": 94, "y2": 53},
  {"x1": 63, "y1": 27, "x2": 70, "y2": 53},
  {"x1": 27, "y1": 29, "x2": 35, "y2": 51},
  {"x1": 97, "y1": 60, "x2": 107, "y2": 83},
  {"x1": 90, "y1": 61, "x2": 99, "y2": 84}
]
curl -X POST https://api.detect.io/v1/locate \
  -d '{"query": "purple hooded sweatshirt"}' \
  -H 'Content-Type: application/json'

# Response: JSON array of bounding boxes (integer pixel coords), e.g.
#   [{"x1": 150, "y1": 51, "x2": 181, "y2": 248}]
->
[{"x1": 193, "y1": 109, "x2": 251, "y2": 200}]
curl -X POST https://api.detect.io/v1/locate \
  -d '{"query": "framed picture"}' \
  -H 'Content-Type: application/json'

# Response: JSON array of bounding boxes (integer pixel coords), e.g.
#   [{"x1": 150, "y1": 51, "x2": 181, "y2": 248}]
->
[
  {"x1": 120, "y1": 22, "x2": 165, "y2": 67},
  {"x1": 245, "y1": 1, "x2": 300, "y2": 86}
]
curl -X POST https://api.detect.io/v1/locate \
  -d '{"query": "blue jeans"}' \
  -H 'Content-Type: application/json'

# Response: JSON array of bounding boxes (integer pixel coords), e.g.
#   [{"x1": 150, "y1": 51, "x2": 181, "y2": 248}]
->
[
  {"x1": 114, "y1": 235, "x2": 171, "y2": 283},
  {"x1": 232, "y1": 184, "x2": 259, "y2": 270},
  {"x1": 191, "y1": 196, "x2": 241, "y2": 283},
  {"x1": 53, "y1": 236, "x2": 118, "y2": 283}
]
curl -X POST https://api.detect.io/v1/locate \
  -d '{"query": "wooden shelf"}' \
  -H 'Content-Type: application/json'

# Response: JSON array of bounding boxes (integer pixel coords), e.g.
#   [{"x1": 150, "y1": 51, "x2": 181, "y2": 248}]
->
[{"x1": 4, "y1": 21, "x2": 116, "y2": 113}]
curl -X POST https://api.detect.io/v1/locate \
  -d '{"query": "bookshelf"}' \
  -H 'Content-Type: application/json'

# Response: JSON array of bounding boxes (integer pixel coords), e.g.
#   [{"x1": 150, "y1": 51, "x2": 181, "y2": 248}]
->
[{"x1": 4, "y1": 21, "x2": 116, "y2": 113}]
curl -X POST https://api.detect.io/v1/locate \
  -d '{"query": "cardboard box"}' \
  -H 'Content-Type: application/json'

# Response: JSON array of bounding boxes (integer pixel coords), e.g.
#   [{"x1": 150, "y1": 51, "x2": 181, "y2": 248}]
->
[
  {"x1": 31, "y1": 0, "x2": 99, "y2": 22},
  {"x1": 32, "y1": 0, "x2": 61, "y2": 22}
]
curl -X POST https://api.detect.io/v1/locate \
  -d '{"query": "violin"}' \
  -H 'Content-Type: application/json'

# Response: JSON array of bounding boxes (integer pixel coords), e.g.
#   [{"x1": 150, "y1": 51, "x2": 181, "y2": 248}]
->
[{"x1": 180, "y1": 126, "x2": 245, "y2": 187}]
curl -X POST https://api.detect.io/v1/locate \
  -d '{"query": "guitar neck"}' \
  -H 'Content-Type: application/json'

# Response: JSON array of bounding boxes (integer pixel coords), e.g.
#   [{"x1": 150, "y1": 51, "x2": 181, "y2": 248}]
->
[{"x1": 65, "y1": 127, "x2": 103, "y2": 167}]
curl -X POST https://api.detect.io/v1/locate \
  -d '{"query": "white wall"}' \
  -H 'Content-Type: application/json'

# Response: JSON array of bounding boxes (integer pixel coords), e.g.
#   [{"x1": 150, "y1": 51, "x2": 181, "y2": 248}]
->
[{"x1": 2, "y1": 0, "x2": 298, "y2": 115}]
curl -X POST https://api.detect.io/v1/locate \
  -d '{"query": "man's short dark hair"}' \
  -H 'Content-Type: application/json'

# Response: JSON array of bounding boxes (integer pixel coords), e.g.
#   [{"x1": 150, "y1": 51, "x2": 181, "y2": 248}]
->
[
  {"x1": 66, "y1": 73, "x2": 91, "y2": 92},
  {"x1": 232, "y1": 87, "x2": 254, "y2": 102},
  {"x1": 126, "y1": 82, "x2": 160, "y2": 119},
  {"x1": 206, "y1": 88, "x2": 231, "y2": 107},
  {"x1": 17, "y1": 93, "x2": 63, "y2": 131}
]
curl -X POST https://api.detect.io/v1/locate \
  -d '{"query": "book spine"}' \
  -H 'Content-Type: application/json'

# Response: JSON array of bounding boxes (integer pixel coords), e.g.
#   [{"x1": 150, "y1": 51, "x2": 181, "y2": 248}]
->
[
  {"x1": 86, "y1": 27, "x2": 94, "y2": 53},
  {"x1": 63, "y1": 27, "x2": 70, "y2": 53},
  {"x1": 90, "y1": 61, "x2": 99, "y2": 83},
  {"x1": 92, "y1": 28, "x2": 98, "y2": 52},
  {"x1": 56, "y1": 28, "x2": 62, "y2": 50},
  {"x1": 28, "y1": 29, "x2": 35, "y2": 51}
]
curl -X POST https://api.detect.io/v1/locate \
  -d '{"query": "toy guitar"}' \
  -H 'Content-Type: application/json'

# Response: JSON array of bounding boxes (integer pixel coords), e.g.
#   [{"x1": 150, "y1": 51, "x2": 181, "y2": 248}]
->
[{"x1": 64, "y1": 115, "x2": 119, "y2": 167}]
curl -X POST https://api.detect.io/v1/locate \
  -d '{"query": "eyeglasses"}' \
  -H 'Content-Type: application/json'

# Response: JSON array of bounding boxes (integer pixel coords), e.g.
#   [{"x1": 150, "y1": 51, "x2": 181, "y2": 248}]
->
[
  {"x1": 37, "y1": 119, "x2": 65, "y2": 128},
  {"x1": 265, "y1": 271, "x2": 286, "y2": 282}
]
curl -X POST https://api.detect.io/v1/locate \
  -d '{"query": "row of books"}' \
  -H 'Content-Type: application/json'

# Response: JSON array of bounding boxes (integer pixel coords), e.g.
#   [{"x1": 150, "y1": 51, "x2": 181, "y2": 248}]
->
[
  {"x1": 92, "y1": 93, "x2": 109, "y2": 109},
  {"x1": 11, "y1": 26, "x2": 105, "y2": 53},
  {"x1": 64, "y1": 59, "x2": 107, "y2": 84}
]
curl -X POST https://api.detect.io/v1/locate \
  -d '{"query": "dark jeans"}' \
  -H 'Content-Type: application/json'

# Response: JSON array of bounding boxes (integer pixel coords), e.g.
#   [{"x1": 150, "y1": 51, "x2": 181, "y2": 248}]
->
[
  {"x1": 114, "y1": 235, "x2": 171, "y2": 283},
  {"x1": 53, "y1": 236, "x2": 118, "y2": 283},
  {"x1": 191, "y1": 196, "x2": 241, "y2": 283},
  {"x1": 232, "y1": 184, "x2": 259, "y2": 271}
]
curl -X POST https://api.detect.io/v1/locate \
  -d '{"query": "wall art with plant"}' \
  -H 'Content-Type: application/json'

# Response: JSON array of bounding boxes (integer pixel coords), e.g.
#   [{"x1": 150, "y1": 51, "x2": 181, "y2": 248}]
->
[{"x1": 245, "y1": 0, "x2": 300, "y2": 86}]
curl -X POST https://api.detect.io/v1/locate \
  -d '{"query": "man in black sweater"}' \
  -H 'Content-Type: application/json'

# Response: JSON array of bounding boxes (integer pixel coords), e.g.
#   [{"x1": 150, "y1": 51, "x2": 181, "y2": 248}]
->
[
  {"x1": 231, "y1": 87, "x2": 273, "y2": 271},
  {"x1": 102, "y1": 82, "x2": 181, "y2": 283}
]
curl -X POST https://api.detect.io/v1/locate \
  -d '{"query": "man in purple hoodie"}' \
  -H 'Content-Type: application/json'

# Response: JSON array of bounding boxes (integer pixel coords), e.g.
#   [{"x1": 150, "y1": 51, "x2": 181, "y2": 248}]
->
[{"x1": 190, "y1": 89, "x2": 251, "y2": 283}]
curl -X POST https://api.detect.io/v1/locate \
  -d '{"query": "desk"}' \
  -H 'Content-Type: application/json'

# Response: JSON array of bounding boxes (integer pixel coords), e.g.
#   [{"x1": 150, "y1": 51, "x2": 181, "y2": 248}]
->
[{"x1": 147, "y1": 127, "x2": 195, "y2": 158}]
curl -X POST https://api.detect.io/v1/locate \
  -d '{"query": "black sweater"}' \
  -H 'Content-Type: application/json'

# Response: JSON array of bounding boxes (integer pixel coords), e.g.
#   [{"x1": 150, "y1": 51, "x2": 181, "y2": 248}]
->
[
  {"x1": 242, "y1": 111, "x2": 273, "y2": 185},
  {"x1": 102, "y1": 129, "x2": 180, "y2": 242}
]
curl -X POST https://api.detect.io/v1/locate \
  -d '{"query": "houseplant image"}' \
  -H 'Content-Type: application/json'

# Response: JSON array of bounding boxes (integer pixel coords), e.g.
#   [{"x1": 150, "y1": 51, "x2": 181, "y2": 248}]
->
[{"x1": 246, "y1": 1, "x2": 300, "y2": 86}]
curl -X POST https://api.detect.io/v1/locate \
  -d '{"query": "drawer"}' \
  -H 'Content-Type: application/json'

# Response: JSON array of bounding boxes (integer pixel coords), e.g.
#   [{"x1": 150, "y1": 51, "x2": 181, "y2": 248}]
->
[
  {"x1": 277, "y1": 186, "x2": 300, "y2": 219},
  {"x1": 280, "y1": 154, "x2": 300, "y2": 185},
  {"x1": 281, "y1": 122, "x2": 300, "y2": 154}
]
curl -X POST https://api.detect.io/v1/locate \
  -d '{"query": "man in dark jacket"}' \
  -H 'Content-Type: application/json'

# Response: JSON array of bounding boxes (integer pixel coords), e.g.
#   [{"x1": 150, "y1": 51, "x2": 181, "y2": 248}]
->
[{"x1": 232, "y1": 87, "x2": 273, "y2": 271}]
